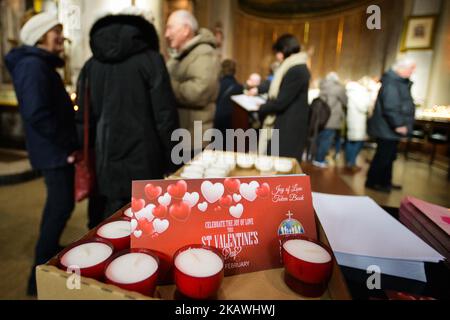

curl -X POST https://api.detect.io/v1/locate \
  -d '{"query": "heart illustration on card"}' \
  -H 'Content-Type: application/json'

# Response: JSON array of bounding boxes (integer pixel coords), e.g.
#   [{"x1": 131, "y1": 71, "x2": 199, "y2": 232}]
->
[
  {"x1": 183, "y1": 192, "x2": 200, "y2": 208},
  {"x1": 133, "y1": 230, "x2": 142, "y2": 238},
  {"x1": 158, "y1": 192, "x2": 171, "y2": 206},
  {"x1": 219, "y1": 195, "x2": 233, "y2": 207},
  {"x1": 214, "y1": 205, "x2": 222, "y2": 213},
  {"x1": 229, "y1": 203, "x2": 244, "y2": 218},
  {"x1": 256, "y1": 183, "x2": 270, "y2": 198},
  {"x1": 153, "y1": 218, "x2": 169, "y2": 234},
  {"x1": 224, "y1": 178, "x2": 241, "y2": 193},
  {"x1": 233, "y1": 193, "x2": 242, "y2": 203},
  {"x1": 239, "y1": 181, "x2": 259, "y2": 202},
  {"x1": 144, "y1": 183, "x2": 162, "y2": 200},
  {"x1": 124, "y1": 207, "x2": 133, "y2": 218},
  {"x1": 131, "y1": 197, "x2": 145, "y2": 213},
  {"x1": 130, "y1": 219, "x2": 138, "y2": 232},
  {"x1": 169, "y1": 201, "x2": 191, "y2": 221},
  {"x1": 201, "y1": 181, "x2": 225, "y2": 203},
  {"x1": 135, "y1": 204, "x2": 155, "y2": 221},
  {"x1": 198, "y1": 202, "x2": 208, "y2": 212},
  {"x1": 138, "y1": 218, "x2": 153, "y2": 234},
  {"x1": 167, "y1": 180, "x2": 188, "y2": 199},
  {"x1": 153, "y1": 204, "x2": 168, "y2": 219}
]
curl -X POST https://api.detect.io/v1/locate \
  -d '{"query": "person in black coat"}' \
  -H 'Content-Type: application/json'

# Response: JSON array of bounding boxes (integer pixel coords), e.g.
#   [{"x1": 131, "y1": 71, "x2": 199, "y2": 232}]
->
[
  {"x1": 258, "y1": 34, "x2": 310, "y2": 162},
  {"x1": 76, "y1": 14, "x2": 179, "y2": 219},
  {"x1": 366, "y1": 57, "x2": 416, "y2": 192},
  {"x1": 214, "y1": 59, "x2": 243, "y2": 138},
  {"x1": 4, "y1": 12, "x2": 77, "y2": 296}
]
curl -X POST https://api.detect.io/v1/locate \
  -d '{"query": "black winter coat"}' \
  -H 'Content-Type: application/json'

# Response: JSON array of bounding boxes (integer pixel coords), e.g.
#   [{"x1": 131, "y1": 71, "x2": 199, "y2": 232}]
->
[
  {"x1": 259, "y1": 64, "x2": 310, "y2": 162},
  {"x1": 5, "y1": 46, "x2": 77, "y2": 170},
  {"x1": 368, "y1": 69, "x2": 415, "y2": 141},
  {"x1": 76, "y1": 15, "x2": 179, "y2": 200},
  {"x1": 214, "y1": 75, "x2": 243, "y2": 135}
]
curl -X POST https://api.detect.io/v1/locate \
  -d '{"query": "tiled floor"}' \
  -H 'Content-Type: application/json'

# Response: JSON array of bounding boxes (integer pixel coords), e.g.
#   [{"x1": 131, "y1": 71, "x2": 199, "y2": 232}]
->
[{"x1": 0, "y1": 149, "x2": 448, "y2": 299}]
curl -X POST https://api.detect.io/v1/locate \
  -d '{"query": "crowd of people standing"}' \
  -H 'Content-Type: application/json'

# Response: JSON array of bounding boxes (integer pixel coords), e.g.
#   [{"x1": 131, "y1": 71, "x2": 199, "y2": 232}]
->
[{"x1": 4, "y1": 8, "x2": 416, "y2": 296}]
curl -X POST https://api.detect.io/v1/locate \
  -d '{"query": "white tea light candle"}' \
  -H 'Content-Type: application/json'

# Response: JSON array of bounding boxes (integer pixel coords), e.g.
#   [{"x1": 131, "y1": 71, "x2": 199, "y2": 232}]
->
[
  {"x1": 60, "y1": 242, "x2": 113, "y2": 268},
  {"x1": 175, "y1": 248, "x2": 223, "y2": 277},
  {"x1": 274, "y1": 158, "x2": 293, "y2": 173},
  {"x1": 97, "y1": 220, "x2": 131, "y2": 239},
  {"x1": 283, "y1": 239, "x2": 332, "y2": 264},
  {"x1": 105, "y1": 252, "x2": 158, "y2": 284}
]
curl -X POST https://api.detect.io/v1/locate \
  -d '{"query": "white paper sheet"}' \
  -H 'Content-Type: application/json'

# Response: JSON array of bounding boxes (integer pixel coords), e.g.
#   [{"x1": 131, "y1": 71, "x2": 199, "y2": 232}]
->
[
  {"x1": 231, "y1": 94, "x2": 266, "y2": 112},
  {"x1": 312, "y1": 193, "x2": 444, "y2": 282}
]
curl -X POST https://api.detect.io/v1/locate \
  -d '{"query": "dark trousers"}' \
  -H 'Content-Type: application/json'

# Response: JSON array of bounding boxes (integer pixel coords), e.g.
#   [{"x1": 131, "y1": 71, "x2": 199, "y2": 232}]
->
[
  {"x1": 315, "y1": 129, "x2": 337, "y2": 162},
  {"x1": 366, "y1": 139, "x2": 399, "y2": 187},
  {"x1": 28, "y1": 165, "x2": 74, "y2": 292},
  {"x1": 345, "y1": 141, "x2": 364, "y2": 166}
]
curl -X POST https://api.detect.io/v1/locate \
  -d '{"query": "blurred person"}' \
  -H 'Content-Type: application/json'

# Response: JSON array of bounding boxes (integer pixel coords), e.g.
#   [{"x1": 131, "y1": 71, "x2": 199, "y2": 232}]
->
[
  {"x1": 366, "y1": 57, "x2": 416, "y2": 192},
  {"x1": 5, "y1": 12, "x2": 77, "y2": 296},
  {"x1": 344, "y1": 79, "x2": 372, "y2": 173},
  {"x1": 165, "y1": 10, "x2": 220, "y2": 155},
  {"x1": 244, "y1": 73, "x2": 262, "y2": 96},
  {"x1": 313, "y1": 72, "x2": 347, "y2": 168},
  {"x1": 214, "y1": 59, "x2": 243, "y2": 137},
  {"x1": 76, "y1": 13, "x2": 179, "y2": 219},
  {"x1": 257, "y1": 34, "x2": 310, "y2": 162}
]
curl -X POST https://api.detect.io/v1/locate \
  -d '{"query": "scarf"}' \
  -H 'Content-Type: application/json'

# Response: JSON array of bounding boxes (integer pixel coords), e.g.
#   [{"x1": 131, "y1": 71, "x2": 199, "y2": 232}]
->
[{"x1": 259, "y1": 52, "x2": 308, "y2": 154}]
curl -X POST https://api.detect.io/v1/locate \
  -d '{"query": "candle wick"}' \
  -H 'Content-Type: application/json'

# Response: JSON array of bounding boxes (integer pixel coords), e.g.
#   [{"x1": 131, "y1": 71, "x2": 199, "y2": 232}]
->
[
  {"x1": 192, "y1": 252, "x2": 201, "y2": 262},
  {"x1": 134, "y1": 256, "x2": 142, "y2": 267}
]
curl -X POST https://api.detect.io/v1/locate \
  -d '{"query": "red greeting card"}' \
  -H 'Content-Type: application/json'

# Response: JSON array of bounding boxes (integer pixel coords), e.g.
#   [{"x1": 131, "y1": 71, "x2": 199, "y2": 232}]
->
[{"x1": 130, "y1": 175, "x2": 316, "y2": 282}]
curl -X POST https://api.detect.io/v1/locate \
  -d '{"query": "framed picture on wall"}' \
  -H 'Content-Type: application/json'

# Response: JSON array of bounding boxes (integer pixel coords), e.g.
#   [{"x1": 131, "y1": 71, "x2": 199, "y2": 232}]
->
[{"x1": 401, "y1": 15, "x2": 438, "y2": 51}]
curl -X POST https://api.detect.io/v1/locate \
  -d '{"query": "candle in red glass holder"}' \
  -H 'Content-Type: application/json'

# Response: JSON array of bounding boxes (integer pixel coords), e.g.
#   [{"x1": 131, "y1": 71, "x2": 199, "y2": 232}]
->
[
  {"x1": 58, "y1": 238, "x2": 114, "y2": 280},
  {"x1": 281, "y1": 236, "x2": 333, "y2": 297},
  {"x1": 173, "y1": 244, "x2": 224, "y2": 299},
  {"x1": 104, "y1": 248, "x2": 159, "y2": 296},
  {"x1": 96, "y1": 217, "x2": 131, "y2": 252}
]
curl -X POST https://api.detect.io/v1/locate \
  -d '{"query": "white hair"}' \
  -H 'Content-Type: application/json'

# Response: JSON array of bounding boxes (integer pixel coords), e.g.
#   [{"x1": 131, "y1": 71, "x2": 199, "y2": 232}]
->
[
  {"x1": 326, "y1": 71, "x2": 340, "y2": 82},
  {"x1": 393, "y1": 56, "x2": 416, "y2": 71},
  {"x1": 171, "y1": 9, "x2": 198, "y2": 33}
]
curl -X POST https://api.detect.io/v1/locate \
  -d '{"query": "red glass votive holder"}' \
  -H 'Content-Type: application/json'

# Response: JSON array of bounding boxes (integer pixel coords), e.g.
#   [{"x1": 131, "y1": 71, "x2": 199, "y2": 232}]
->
[
  {"x1": 95, "y1": 217, "x2": 131, "y2": 252},
  {"x1": 173, "y1": 244, "x2": 224, "y2": 299},
  {"x1": 281, "y1": 235, "x2": 334, "y2": 297},
  {"x1": 104, "y1": 248, "x2": 160, "y2": 297},
  {"x1": 57, "y1": 237, "x2": 114, "y2": 280}
]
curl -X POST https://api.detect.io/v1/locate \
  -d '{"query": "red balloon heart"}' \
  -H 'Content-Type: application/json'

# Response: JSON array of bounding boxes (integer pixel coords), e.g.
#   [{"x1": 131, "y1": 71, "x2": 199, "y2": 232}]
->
[
  {"x1": 131, "y1": 197, "x2": 145, "y2": 213},
  {"x1": 219, "y1": 195, "x2": 233, "y2": 207},
  {"x1": 224, "y1": 178, "x2": 240, "y2": 193},
  {"x1": 167, "y1": 180, "x2": 188, "y2": 199},
  {"x1": 169, "y1": 201, "x2": 191, "y2": 221},
  {"x1": 214, "y1": 205, "x2": 222, "y2": 213},
  {"x1": 138, "y1": 218, "x2": 153, "y2": 234},
  {"x1": 256, "y1": 183, "x2": 270, "y2": 198},
  {"x1": 144, "y1": 183, "x2": 162, "y2": 200},
  {"x1": 153, "y1": 205, "x2": 167, "y2": 219}
]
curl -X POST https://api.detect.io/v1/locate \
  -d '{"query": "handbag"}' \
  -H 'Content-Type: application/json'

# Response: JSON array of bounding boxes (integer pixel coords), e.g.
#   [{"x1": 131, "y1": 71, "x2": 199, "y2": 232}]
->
[{"x1": 74, "y1": 79, "x2": 95, "y2": 202}]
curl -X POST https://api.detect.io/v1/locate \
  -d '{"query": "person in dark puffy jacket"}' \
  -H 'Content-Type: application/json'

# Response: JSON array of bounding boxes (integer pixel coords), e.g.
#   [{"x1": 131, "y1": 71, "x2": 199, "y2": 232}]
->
[
  {"x1": 76, "y1": 13, "x2": 179, "y2": 220},
  {"x1": 4, "y1": 12, "x2": 77, "y2": 296},
  {"x1": 366, "y1": 57, "x2": 416, "y2": 193}
]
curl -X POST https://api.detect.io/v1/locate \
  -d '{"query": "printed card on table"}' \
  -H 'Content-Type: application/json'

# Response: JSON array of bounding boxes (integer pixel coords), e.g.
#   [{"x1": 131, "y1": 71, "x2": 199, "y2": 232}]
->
[{"x1": 130, "y1": 175, "x2": 316, "y2": 281}]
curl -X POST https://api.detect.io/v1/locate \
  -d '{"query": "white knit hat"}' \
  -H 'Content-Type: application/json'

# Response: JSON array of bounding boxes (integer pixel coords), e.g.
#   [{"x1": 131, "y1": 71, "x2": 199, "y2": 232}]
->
[
  {"x1": 120, "y1": 6, "x2": 155, "y2": 23},
  {"x1": 20, "y1": 12, "x2": 61, "y2": 46}
]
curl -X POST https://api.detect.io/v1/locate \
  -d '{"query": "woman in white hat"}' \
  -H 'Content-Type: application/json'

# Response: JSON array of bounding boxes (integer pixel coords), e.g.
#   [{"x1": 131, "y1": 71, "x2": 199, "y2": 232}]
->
[{"x1": 5, "y1": 11, "x2": 77, "y2": 296}]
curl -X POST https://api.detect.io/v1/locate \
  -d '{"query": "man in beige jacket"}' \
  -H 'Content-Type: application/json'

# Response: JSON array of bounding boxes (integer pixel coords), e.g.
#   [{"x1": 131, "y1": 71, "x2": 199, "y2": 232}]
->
[{"x1": 165, "y1": 10, "x2": 220, "y2": 153}]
